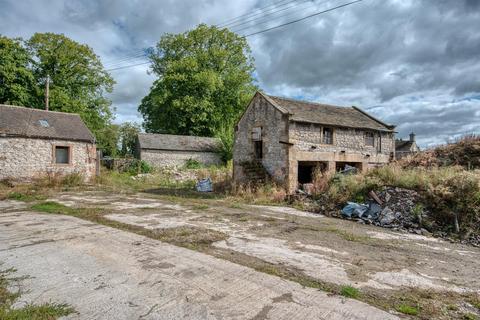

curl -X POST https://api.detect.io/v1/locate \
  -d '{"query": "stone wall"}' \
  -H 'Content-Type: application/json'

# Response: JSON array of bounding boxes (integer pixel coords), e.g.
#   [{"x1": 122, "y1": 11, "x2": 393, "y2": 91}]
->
[
  {"x1": 0, "y1": 137, "x2": 96, "y2": 182},
  {"x1": 290, "y1": 122, "x2": 394, "y2": 155},
  {"x1": 140, "y1": 149, "x2": 221, "y2": 168},
  {"x1": 286, "y1": 122, "x2": 395, "y2": 193},
  {"x1": 233, "y1": 93, "x2": 289, "y2": 185}
]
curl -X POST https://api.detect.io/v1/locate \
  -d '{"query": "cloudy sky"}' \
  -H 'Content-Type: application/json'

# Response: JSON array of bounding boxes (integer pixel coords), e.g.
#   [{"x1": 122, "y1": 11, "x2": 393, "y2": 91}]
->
[{"x1": 1, "y1": 0, "x2": 479, "y2": 147}]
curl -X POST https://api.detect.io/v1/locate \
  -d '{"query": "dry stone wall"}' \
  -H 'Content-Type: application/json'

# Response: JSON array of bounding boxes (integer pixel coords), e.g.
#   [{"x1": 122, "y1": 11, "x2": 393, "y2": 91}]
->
[
  {"x1": 0, "y1": 137, "x2": 96, "y2": 181},
  {"x1": 140, "y1": 149, "x2": 221, "y2": 168}
]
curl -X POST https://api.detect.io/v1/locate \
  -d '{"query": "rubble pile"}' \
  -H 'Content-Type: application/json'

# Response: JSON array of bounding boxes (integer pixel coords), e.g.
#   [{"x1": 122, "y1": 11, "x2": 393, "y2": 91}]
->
[{"x1": 341, "y1": 187, "x2": 430, "y2": 235}]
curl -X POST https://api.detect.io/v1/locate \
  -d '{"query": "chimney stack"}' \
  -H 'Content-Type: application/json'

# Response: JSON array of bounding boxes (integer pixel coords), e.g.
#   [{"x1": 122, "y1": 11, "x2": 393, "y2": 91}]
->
[{"x1": 409, "y1": 132, "x2": 416, "y2": 142}]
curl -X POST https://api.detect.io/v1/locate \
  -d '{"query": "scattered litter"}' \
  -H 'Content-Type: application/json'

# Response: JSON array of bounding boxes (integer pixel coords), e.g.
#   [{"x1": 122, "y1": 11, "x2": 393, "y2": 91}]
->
[
  {"x1": 341, "y1": 202, "x2": 368, "y2": 218},
  {"x1": 340, "y1": 187, "x2": 429, "y2": 234},
  {"x1": 339, "y1": 164, "x2": 358, "y2": 175},
  {"x1": 196, "y1": 178, "x2": 213, "y2": 192}
]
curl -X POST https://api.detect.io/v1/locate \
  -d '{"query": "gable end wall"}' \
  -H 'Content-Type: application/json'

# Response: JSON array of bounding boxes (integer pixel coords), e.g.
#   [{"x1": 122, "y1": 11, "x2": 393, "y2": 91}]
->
[{"x1": 233, "y1": 93, "x2": 289, "y2": 185}]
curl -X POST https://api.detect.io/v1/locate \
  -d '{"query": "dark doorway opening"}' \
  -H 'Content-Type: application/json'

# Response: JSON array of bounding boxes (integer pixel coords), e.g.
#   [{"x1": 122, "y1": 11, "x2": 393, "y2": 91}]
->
[
  {"x1": 254, "y1": 141, "x2": 263, "y2": 159},
  {"x1": 298, "y1": 161, "x2": 327, "y2": 184}
]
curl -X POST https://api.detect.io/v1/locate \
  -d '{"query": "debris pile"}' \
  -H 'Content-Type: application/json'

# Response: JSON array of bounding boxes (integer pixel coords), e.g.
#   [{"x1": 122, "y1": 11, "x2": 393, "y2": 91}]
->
[
  {"x1": 341, "y1": 187, "x2": 429, "y2": 234},
  {"x1": 399, "y1": 135, "x2": 480, "y2": 169}
]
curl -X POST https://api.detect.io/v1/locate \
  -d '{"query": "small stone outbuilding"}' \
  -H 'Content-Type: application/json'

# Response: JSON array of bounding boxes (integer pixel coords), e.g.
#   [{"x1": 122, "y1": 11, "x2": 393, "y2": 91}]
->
[
  {"x1": 136, "y1": 133, "x2": 221, "y2": 168},
  {"x1": 395, "y1": 132, "x2": 420, "y2": 159},
  {"x1": 0, "y1": 105, "x2": 97, "y2": 182},
  {"x1": 233, "y1": 92, "x2": 396, "y2": 193}
]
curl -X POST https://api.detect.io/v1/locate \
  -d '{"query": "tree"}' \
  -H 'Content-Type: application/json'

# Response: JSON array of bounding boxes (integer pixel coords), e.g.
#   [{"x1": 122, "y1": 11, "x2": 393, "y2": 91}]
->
[
  {"x1": 96, "y1": 124, "x2": 119, "y2": 157},
  {"x1": 118, "y1": 122, "x2": 141, "y2": 156},
  {"x1": 138, "y1": 24, "x2": 257, "y2": 137},
  {"x1": 0, "y1": 35, "x2": 36, "y2": 106},
  {"x1": 26, "y1": 33, "x2": 115, "y2": 144}
]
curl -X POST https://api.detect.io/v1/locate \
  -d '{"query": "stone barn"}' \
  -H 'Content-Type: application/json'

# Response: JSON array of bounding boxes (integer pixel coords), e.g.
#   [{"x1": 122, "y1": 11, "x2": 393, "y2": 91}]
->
[
  {"x1": 395, "y1": 132, "x2": 420, "y2": 159},
  {"x1": 233, "y1": 92, "x2": 396, "y2": 193},
  {"x1": 0, "y1": 105, "x2": 97, "y2": 182},
  {"x1": 136, "y1": 133, "x2": 222, "y2": 168}
]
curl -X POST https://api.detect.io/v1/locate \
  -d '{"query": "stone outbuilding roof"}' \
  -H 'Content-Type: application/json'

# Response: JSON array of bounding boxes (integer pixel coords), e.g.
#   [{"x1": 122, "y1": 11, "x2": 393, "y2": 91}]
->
[
  {"x1": 260, "y1": 92, "x2": 395, "y2": 132},
  {"x1": 137, "y1": 133, "x2": 220, "y2": 152},
  {"x1": 395, "y1": 140, "x2": 415, "y2": 152},
  {"x1": 0, "y1": 104, "x2": 95, "y2": 143}
]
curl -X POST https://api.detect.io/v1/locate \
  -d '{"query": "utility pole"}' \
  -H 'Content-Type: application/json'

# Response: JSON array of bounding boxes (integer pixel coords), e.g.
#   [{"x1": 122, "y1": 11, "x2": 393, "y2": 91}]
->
[{"x1": 45, "y1": 74, "x2": 50, "y2": 111}]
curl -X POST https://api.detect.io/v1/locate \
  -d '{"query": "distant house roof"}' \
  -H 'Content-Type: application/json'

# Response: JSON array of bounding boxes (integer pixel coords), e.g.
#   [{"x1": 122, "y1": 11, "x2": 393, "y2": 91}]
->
[
  {"x1": 137, "y1": 133, "x2": 220, "y2": 152},
  {"x1": 259, "y1": 92, "x2": 395, "y2": 132},
  {"x1": 0, "y1": 105, "x2": 95, "y2": 143},
  {"x1": 395, "y1": 140, "x2": 416, "y2": 152}
]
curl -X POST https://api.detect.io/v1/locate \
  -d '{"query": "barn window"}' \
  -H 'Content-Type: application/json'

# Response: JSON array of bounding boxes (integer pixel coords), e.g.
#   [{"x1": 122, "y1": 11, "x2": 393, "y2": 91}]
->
[
  {"x1": 322, "y1": 127, "x2": 333, "y2": 144},
  {"x1": 365, "y1": 132, "x2": 375, "y2": 146},
  {"x1": 55, "y1": 146, "x2": 70, "y2": 164}
]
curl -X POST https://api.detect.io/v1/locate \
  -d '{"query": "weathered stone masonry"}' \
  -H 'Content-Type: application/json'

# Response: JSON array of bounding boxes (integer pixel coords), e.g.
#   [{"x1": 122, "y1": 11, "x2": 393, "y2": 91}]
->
[
  {"x1": 233, "y1": 92, "x2": 396, "y2": 193},
  {"x1": 136, "y1": 133, "x2": 222, "y2": 168},
  {"x1": 233, "y1": 94, "x2": 289, "y2": 185},
  {"x1": 140, "y1": 149, "x2": 221, "y2": 168},
  {"x1": 0, "y1": 137, "x2": 96, "y2": 181}
]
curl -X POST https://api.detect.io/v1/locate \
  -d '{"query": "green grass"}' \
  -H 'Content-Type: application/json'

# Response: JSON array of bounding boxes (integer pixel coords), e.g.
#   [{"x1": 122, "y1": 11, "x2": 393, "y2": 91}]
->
[
  {"x1": 470, "y1": 297, "x2": 480, "y2": 310},
  {"x1": 395, "y1": 304, "x2": 419, "y2": 316},
  {"x1": 463, "y1": 313, "x2": 478, "y2": 320},
  {"x1": 0, "y1": 268, "x2": 74, "y2": 319},
  {"x1": 320, "y1": 227, "x2": 372, "y2": 243},
  {"x1": 340, "y1": 285, "x2": 360, "y2": 299},
  {"x1": 31, "y1": 201, "x2": 73, "y2": 214},
  {"x1": 7, "y1": 192, "x2": 47, "y2": 202}
]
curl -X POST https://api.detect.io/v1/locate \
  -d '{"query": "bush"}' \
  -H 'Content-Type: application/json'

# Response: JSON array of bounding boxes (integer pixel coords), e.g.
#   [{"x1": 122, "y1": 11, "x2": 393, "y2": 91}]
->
[
  {"x1": 184, "y1": 159, "x2": 202, "y2": 169},
  {"x1": 215, "y1": 125, "x2": 234, "y2": 163},
  {"x1": 125, "y1": 160, "x2": 153, "y2": 175}
]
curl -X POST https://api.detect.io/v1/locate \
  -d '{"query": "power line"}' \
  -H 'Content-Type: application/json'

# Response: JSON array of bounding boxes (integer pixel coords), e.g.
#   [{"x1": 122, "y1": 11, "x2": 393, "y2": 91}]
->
[
  {"x1": 227, "y1": 0, "x2": 321, "y2": 31},
  {"x1": 104, "y1": 55, "x2": 148, "y2": 69},
  {"x1": 244, "y1": 0, "x2": 363, "y2": 37},
  {"x1": 105, "y1": 61, "x2": 151, "y2": 72},
  {"x1": 216, "y1": 0, "x2": 297, "y2": 27},
  {"x1": 231, "y1": 0, "x2": 334, "y2": 34},
  {"x1": 220, "y1": 0, "x2": 307, "y2": 29},
  {"x1": 104, "y1": 0, "x2": 363, "y2": 72}
]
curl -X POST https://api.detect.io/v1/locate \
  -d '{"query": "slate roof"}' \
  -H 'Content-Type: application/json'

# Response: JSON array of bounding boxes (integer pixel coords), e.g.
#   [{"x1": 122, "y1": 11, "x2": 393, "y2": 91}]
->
[
  {"x1": 137, "y1": 133, "x2": 220, "y2": 152},
  {"x1": 0, "y1": 104, "x2": 95, "y2": 143},
  {"x1": 395, "y1": 140, "x2": 415, "y2": 152},
  {"x1": 261, "y1": 93, "x2": 395, "y2": 132}
]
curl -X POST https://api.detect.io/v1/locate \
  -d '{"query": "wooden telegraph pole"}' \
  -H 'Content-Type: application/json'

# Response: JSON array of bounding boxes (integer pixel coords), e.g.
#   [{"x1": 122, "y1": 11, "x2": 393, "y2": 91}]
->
[{"x1": 45, "y1": 74, "x2": 50, "y2": 111}]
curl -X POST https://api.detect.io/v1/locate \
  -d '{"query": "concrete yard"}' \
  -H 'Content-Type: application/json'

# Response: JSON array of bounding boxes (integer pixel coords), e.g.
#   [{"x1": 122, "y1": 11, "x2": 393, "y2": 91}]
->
[{"x1": 1, "y1": 191, "x2": 480, "y2": 319}]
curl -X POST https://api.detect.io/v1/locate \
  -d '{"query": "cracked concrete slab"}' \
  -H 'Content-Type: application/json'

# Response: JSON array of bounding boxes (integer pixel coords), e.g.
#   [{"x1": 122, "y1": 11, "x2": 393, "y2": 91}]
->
[{"x1": 0, "y1": 210, "x2": 397, "y2": 320}]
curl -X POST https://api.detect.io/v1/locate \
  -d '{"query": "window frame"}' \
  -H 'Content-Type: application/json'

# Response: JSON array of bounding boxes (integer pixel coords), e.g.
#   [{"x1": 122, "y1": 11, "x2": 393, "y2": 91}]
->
[
  {"x1": 322, "y1": 127, "x2": 334, "y2": 145},
  {"x1": 53, "y1": 145, "x2": 72, "y2": 165},
  {"x1": 365, "y1": 131, "x2": 375, "y2": 147}
]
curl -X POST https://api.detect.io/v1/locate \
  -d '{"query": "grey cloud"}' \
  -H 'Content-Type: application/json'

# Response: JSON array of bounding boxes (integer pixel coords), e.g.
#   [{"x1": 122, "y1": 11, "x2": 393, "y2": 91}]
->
[{"x1": 1, "y1": 0, "x2": 479, "y2": 147}]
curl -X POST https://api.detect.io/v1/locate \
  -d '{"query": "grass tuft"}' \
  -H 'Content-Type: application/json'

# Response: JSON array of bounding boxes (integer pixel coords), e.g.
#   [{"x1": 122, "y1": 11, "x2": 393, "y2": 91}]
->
[
  {"x1": 340, "y1": 285, "x2": 360, "y2": 299},
  {"x1": 395, "y1": 304, "x2": 419, "y2": 315},
  {"x1": 0, "y1": 268, "x2": 74, "y2": 319}
]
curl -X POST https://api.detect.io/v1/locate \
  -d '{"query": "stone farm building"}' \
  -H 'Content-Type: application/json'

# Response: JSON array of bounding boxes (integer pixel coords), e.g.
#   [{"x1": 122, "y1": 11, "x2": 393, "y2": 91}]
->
[
  {"x1": 395, "y1": 132, "x2": 420, "y2": 159},
  {"x1": 136, "y1": 133, "x2": 221, "y2": 168},
  {"x1": 233, "y1": 92, "x2": 396, "y2": 193},
  {"x1": 0, "y1": 105, "x2": 97, "y2": 182}
]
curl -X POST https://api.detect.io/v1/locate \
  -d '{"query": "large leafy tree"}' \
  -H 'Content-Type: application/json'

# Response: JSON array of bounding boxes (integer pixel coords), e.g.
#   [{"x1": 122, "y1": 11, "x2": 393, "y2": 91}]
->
[
  {"x1": 27, "y1": 33, "x2": 115, "y2": 138},
  {"x1": 118, "y1": 122, "x2": 141, "y2": 156},
  {"x1": 139, "y1": 24, "x2": 257, "y2": 137},
  {"x1": 0, "y1": 36, "x2": 36, "y2": 106}
]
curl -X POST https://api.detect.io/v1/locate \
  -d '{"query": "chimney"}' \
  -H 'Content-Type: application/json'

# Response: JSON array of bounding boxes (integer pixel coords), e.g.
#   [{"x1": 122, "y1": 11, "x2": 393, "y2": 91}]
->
[{"x1": 409, "y1": 132, "x2": 416, "y2": 142}]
